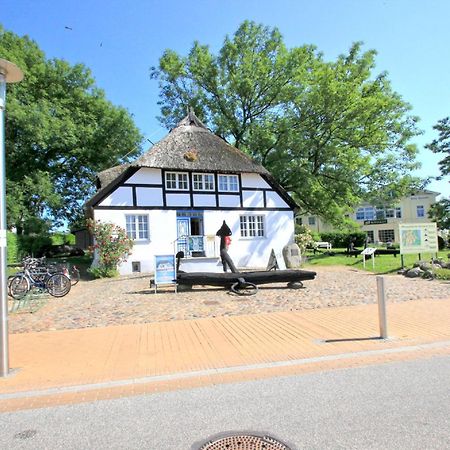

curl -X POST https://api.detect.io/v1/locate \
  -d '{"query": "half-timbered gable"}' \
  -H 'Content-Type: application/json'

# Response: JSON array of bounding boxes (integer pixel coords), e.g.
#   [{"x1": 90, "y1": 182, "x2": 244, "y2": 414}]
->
[{"x1": 86, "y1": 111, "x2": 297, "y2": 274}]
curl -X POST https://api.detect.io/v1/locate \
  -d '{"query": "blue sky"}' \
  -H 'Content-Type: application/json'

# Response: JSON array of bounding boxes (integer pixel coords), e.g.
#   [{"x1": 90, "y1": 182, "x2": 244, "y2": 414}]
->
[{"x1": 2, "y1": 0, "x2": 449, "y2": 197}]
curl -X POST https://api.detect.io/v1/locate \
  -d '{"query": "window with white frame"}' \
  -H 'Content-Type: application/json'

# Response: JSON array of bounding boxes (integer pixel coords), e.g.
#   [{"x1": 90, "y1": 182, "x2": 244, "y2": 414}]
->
[
  {"x1": 416, "y1": 205, "x2": 425, "y2": 218},
  {"x1": 308, "y1": 216, "x2": 316, "y2": 225},
  {"x1": 192, "y1": 173, "x2": 214, "y2": 191},
  {"x1": 218, "y1": 174, "x2": 239, "y2": 192},
  {"x1": 378, "y1": 229, "x2": 394, "y2": 243},
  {"x1": 165, "y1": 172, "x2": 189, "y2": 190},
  {"x1": 240, "y1": 215, "x2": 265, "y2": 238},
  {"x1": 125, "y1": 215, "x2": 149, "y2": 240},
  {"x1": 356, "y1": 207, "x2": 375, "y2": 221},
  {"x1": 385, "y1": 207, "x2": 402, "y2": 219}
]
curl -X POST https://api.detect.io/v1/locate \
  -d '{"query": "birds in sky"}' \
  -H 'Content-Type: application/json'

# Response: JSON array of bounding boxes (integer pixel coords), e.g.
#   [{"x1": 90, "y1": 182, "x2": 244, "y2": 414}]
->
[{"x1": 64, "y1": 25, "x2": 103, "y2": 47}]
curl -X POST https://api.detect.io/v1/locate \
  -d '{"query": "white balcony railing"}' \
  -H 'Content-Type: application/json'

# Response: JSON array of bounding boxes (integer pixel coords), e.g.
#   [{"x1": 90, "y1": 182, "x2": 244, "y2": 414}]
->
[{"x1": 175, "y1": 235, "x2": 218, "y2": 258}]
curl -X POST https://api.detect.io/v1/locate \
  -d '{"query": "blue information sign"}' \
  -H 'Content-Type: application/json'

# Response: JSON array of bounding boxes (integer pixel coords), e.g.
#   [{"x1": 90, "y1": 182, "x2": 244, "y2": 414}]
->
[{"x1": 154, "y1": 254, "x2": 176, "y2": 285}]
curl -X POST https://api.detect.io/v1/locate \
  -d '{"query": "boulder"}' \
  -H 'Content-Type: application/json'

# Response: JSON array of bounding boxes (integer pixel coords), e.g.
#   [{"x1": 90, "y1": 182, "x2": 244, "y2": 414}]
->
[
  {"x1": 404, "y1": 267, "x2": 424, "y2": 278},
  {"x1": 432, "y1": 258, "x2": 449, "y2": 269},
  {"x1": 283, "y1": 243, "x2": 302, "y2": 268}
]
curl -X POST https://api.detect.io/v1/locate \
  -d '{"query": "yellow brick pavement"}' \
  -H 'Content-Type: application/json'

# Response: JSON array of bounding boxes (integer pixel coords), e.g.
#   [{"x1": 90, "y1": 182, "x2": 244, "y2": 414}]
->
[{"x1": 1, "y1": 299, "x2": 449, "y2": 412}]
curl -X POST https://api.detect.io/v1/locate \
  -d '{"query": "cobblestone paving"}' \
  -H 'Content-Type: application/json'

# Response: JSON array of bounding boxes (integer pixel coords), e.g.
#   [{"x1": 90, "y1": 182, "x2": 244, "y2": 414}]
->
[{"x1": 8, "y1": 266, "x2": 449, "y2": 333}]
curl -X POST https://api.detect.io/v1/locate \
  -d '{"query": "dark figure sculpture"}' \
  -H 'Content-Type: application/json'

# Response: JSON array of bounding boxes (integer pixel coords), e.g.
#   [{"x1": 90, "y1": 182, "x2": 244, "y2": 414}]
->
[{"x1": 216, "y1": 220, "x2": 237, "y2": 273}]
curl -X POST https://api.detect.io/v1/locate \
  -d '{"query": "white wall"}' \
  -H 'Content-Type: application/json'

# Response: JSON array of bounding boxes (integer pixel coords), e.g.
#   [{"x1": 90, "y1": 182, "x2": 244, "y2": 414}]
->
[
  {"x1": 166, "y1": 193, "x2": 191, "y2": 207},
  {"x1": 136, "y1": 187, "x2": 163, "y2": 206},
  {"x1": 125, "y1": 168, "x2": 162, "y2": 184},
  {"x1": 94, "y1": 208, "x2": 294, "y2": 274},
  {"x1": 93, "y1": 209, "x2": 177, "y2": 275},
  {"x1": 193, "y1": 194, "x2": 216, "y2": 207},
  {"x1": 218, "y1": 195, "x2": 240, "y2": 208},
  {"x1": 98, "y1": 186, "x2": 133, "y2": 207},
  {"x1": 242, "y1": 191, "x2": 264, "y2": 208},
  {"x1": 204, "y1": 210, "x2": 295, "y2": 269},
  {"x1": 266, "y1": 191, "x2": 289, "y2": 208},
  {"x1": 241, "y1": 173, "x2": 271, "y2": 188}
]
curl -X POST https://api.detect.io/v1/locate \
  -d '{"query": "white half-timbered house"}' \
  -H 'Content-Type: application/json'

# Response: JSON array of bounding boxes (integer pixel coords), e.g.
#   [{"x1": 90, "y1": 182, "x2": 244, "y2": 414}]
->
[{"x1": 85, "y1": 111, "x2": 297, "y2": 275}]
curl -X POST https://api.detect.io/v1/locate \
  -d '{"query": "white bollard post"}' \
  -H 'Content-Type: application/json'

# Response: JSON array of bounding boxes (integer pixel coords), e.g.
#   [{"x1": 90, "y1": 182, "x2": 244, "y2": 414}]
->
[{"x1": 376, "y1": 276, "x2": 388, "y2": 339}]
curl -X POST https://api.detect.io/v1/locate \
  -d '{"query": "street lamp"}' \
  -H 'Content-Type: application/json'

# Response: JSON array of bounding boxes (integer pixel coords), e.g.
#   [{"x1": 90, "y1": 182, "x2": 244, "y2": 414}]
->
[{"x1": 0, "y1": 59, "x2": 23, "y2": 377}]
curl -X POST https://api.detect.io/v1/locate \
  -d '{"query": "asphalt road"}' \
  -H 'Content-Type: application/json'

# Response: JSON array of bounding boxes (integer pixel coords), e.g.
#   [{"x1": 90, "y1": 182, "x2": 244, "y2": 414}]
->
[{"x1": 1, "y1": 355, "x2": 450, "y2": 449}]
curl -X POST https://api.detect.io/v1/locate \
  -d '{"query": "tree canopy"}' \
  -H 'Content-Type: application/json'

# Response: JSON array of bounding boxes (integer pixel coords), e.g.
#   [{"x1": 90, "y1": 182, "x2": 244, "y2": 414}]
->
[
  {"x1": 1, "y1": 27, "x2": 143, "y2": 231},
  {"x1": 151, "y1": 21, "x2": 423, "y2": 223},
  {"x1": 426, "y1": 116, "x2": 450, "y2": 179},
  {"x1": 428, "y1": 198, "x2": 450, "y2": 231}
]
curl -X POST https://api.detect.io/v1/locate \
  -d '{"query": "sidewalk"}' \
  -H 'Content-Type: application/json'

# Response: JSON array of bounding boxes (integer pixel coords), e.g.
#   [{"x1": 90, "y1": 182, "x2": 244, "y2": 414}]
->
[{"x1": 1, "y1": 298, "x2": 450, "y2": 412}]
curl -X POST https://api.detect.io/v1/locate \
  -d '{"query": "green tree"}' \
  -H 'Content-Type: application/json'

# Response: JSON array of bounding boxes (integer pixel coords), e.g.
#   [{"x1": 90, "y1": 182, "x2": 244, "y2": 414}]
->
[
  {"x1": 428, "y1": 198, "x2": 450, "y2": 230},
  {"x1": 1, "y1": 27, "x2": 143, "y2": 231},
  {"x1": 426, "y1": 116, "x2": 450, "y2": 178},
  {"x1": 151, "y1": 21, "x2": 423, "y2": 223}
]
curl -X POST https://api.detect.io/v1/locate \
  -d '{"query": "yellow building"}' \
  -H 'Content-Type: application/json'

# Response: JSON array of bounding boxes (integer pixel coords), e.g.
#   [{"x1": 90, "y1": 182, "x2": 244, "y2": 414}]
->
[{"x1": 296, "y1": 190, "x2": 441, "y2": 244}]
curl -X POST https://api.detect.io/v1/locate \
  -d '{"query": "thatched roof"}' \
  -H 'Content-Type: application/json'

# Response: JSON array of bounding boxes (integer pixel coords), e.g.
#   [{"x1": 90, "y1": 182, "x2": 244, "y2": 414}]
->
[
  {"x1": 96, "y1": 164, "x2": 130, "y2": 189},
  {"x1": 86, "y1": 110, "x2": 294, "y2": 209},
  {"x1": 134, "y1": 112, "x2": 270, "y2": 175},
  {"x1": 95, "y1": 111, "x2": 269, "y2": 191}
]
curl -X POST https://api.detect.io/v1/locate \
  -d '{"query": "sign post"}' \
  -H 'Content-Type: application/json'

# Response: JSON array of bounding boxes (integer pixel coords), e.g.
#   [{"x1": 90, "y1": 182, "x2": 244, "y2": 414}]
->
[
  {"x1": 0, "y1": 59, "x2": 23, "y2": 377},
  {"x1": 376, "y1": 276, "x2": 388, "y2": 339},
  {"x1": 154, "y1": 254, "x2": 177, "y2": 293},
  {"x1": 361, "y1": 247, "x2": 376, "y2": 269},
  {"x1": 399, "y1": 223, "x2": 439, "y2": 256}
]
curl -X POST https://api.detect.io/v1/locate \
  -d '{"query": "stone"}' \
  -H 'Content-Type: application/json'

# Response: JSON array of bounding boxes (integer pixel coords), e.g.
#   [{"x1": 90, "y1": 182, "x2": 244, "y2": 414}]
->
[
  {"x1": 283, "y1": 243, "x2": 302, "y2": 268},
  {"x1": 404, "y1": 267, "x2": 424, "y2": 278}
]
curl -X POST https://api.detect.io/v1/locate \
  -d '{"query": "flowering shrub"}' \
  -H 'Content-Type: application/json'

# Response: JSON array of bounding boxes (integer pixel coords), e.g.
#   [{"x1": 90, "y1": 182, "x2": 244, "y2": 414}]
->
[
  {"x1": 86, "y1": 219, "x2": 133, "y2": 278},
  {"x1": 295, "y1": 225, "x2": 315, "y2": 253}
]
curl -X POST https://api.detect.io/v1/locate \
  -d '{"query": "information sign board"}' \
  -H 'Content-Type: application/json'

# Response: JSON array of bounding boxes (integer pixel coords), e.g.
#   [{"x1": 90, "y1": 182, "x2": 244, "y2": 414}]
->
[
  {"x1": 361, "y1": 247, "x2": 376, "y2": 269},
  {"x1": 399, "y1": 223, "x2": 438, "y2": 254},
  {"x1": 154, "y1": 254, "x2": 176, "y2": 288}
]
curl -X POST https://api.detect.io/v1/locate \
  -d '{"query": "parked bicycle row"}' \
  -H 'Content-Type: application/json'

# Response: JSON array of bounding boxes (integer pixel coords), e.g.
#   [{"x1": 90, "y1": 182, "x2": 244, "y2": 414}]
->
[{"x1": 8, "y1": 256, "x2": 80, "y2": 300}]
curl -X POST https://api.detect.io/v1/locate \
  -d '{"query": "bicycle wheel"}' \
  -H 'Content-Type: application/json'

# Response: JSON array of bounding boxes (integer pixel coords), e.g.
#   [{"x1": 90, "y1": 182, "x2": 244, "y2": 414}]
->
[
  {"x1": 45, "y1": 273, "x2": 71, "y2": 297},
  {"x1": 69, "y1": 266, "x2": 80, "y2": 285},
  {"x1": 9, "y1": 274, "x2": 30, "y2": 299}
]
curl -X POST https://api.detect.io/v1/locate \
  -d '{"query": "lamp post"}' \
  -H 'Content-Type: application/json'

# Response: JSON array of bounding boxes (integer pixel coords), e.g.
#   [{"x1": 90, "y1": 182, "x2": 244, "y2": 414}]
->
[{"x1": 0, "y1": 59, "x2": 23, "y2": 377}]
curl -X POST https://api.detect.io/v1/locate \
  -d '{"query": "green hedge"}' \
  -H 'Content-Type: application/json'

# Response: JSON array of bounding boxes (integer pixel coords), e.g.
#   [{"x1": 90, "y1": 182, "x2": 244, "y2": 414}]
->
[
  {"x1": 51, "y1": 233, "x2": 75, "y2": 245},
  {"x1": 6, "y1": 232, "x2": 76, "y2": 262},
  {"x1": 17, "y1": 234, "x2": 52, "y2": 258},
  {"x1": 7, "y1": 231, "x2": 19, "y2": 264},
  {"x1": 319, "y1": 231, "x2": 367, "y2": 248}
]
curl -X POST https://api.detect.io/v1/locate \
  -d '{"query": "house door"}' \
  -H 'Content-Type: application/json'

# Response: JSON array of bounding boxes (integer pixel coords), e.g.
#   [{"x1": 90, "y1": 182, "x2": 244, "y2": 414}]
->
[
  {"x1": 176, "y1": 217, "x2": 190, "y2": 255},
  {"x1": 176, "y1": 211, "x2": 205, "y2": 256}
]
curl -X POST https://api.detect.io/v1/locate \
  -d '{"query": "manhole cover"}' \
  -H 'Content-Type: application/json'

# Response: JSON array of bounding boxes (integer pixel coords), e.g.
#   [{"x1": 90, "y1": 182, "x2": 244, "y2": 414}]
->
[
  {"x1": 14, "y1": 429, "x2": 37, "y2": 440},
  {"x1": 197, "y1": 432, "x2": 292, "y2": 450}
]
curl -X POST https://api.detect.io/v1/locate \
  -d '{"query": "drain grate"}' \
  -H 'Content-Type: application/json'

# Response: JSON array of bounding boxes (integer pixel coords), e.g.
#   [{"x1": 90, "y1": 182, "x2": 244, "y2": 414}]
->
[
  {"x1": 197, "y1": 433, "x2": 292, "y2": 450},
  {"x1": 14, "y1": 429, "x2": 37, "y2": 440}
]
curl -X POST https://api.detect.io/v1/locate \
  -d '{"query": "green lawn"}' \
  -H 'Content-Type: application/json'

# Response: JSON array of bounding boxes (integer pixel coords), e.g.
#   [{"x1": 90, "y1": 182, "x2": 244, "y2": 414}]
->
[{"x1": 303, "y1": 248, "x2": 449, "y2": 275}]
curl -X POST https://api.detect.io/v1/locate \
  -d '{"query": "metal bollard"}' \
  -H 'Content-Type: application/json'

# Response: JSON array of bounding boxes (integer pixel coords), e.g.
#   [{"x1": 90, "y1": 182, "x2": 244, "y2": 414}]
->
[{"x1": 376, "y1": 276, "x2": 388, "y2": 339}]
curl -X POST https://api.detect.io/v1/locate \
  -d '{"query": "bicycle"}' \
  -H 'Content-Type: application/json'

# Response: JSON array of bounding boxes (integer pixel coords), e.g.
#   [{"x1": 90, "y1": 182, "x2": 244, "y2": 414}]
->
[
  {"x1": 9, "y1": 258, "x2": 71, "y2": 299},
  {"x1": 46, "y1": 261, "x2": 80, "y2": 286}
]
